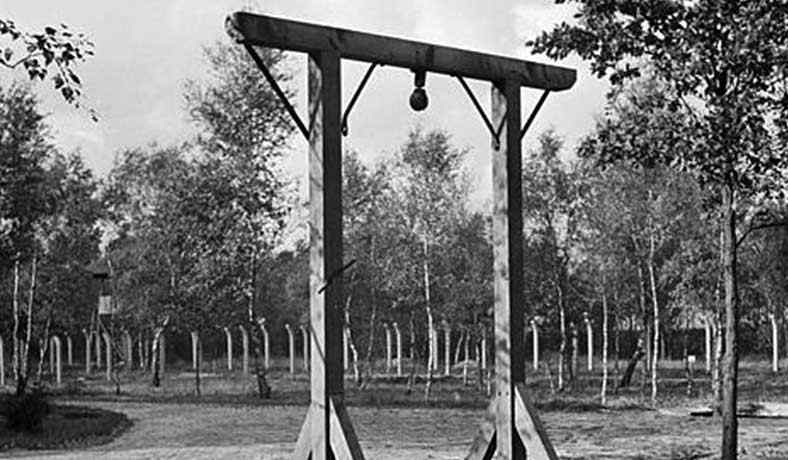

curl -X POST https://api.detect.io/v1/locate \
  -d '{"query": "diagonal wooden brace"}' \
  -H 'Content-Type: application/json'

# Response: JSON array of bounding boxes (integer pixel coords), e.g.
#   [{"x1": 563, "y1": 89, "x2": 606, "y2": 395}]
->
[
  {"x1": 226, "y1": 13, "x2": 575, "y2": 460},
  {"x1": 464, "y1": 80, "x2": 558, "y2": 460},
  {"x1": 293, "y1": 397, "x2": 364, "y2": 460},
  {"x1": 466, "y1": 385, "x2": 557, "y2": 460}
]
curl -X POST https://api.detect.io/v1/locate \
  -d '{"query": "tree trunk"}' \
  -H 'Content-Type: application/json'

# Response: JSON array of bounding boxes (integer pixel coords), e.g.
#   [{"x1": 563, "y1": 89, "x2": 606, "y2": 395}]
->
[
  {"x1": 570, "y1": 322, "x2": 578, "y2": 385},
  {"x1": 247, "y1": 252, "x2": 270, "y2": 399},
  {"x1": 558, "y1": 285, "x2": 566, "y2": 391},
  {"x1": 721, "y1": 180, "x2": 738, "y2": 460},
  {"x1": 476, "y1": 333, "x2": 485, "y2": 392},
  {"x1": 684, "y1": 314, "x2": 692, "y2": 396},
  {"x1": 423, "y1": 238, "x2": 434, "y2": 401},
  {"x1": 406, "y1": 312, "x2": 417, "y2": 395},
  {"x1": 36, "y1": 339, "x2": 46, "y2": 382},
  {"x1": 617, "y1": 341, "x2": 644, "y2": 390},
  {"x1": 782, "y1": 308, "x2": 788, "y2": 360},
  {"x1": 36, "y1": 318, "x2": 51, "y2": 381},
  {"x1": 454, "y1": 329, "x2": 465, "y2": 365},
  {"x1": 408, "y1": 313, "x2": 415, "y2": 360},
  {"x1": 637, "y1": 264, "x2": 650, "y2": 387},
  {"x1": 710, "y1": 224, "x2": 724, "y2": 404},
  {"x1": 648, "y1": 241, "x2": 659, "y2": 404},
  {"x1": 601, "y1": 287, "x2": 609, "y2": 405},
  {"x1": 12, "y1": 260, "x2": 19, "y2": 384},
  {"x1": 150, "y1": 323, "x2": 167, "y2": 387},
  {"x1": 613, "y1": 311, "x2": 620, "y2": 374},
  {"x1": 151, "y1": 335, "x2": 160, "y2": 387},
  {"x1": 344, "y1": 299, "x2": 361, "y2": 384},
  {"x1": 141, "y1": 331, "x2": 149, "y2": 371},
  {"x1": 360, "y1": 299, "x2": 379, "y2": 390},
  {"x1": 17, "y1": 256, "x2": 37, "y2": 396},
  {"x1": 713, "y1": 313, "x2": 724, "y2": 405}
]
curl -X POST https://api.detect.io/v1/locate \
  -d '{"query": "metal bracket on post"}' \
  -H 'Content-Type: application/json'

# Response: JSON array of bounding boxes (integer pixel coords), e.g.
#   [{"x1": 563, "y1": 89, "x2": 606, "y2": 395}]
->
[
  {"x1": 520, "y1": 90, "x2": 550, "y2": 140},
  {"x1": 466, "y1": 80, "x2": 558, "y2": 460},
  {"x1": 227, "y1": 12, "x2": 576, "y2": 460},
  {"x1": 341, "y1": 63, "x2": 379, "y2": 136},
  {"x1": 318, "y1": 259, "x2": 357, "y2": 294},
  {"x1": 456, "y1": 75, "x2": 506, "y2": 149},
  {"x1": 242, "y1": 43, "x2": 310, "y2": 140}
]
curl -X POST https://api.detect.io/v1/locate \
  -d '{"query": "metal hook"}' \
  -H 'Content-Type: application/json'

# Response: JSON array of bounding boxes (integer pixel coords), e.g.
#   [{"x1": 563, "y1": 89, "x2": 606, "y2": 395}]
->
[{"x1": 341, "y1": 63, "x2": 379, "y2": 136}]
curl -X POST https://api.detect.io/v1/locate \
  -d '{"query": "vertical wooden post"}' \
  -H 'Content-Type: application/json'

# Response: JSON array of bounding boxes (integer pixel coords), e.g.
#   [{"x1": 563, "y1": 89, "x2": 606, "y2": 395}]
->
[
  {"x1": 584, "y1": 313, "x2": 593, "y2": 371},
  {"x1": 705, "y1": 318, "x2": 712, "y2": 373},
  {"x1": 343, "y1": 325, "x2": 349, "y2": 371},
  {"x1": 158, "y1": 332, "x2": 166, "y2": 376},
  {"x1": 385, "y1": 323, "x2": 392, "y2": 374},
  {"x1": 95, "y1": 329, "x2": 102, "y2": 369},
  {"x1": 293, "y1": 49, "x2": 363, "y2": 460},
  {"x1": 239, "y1": 325, "x2": 249, "y2": 375},
  {"x1": 150, "y1": 338, "x2": 156, "y2": 372},
  {"x1": 49, "y1": 337, "x2": 55, "y2": 374},
  {"x1": 259, "y1": 319, "x2": 270, "y2": 370},
  {"x1": 481, "y1": 328, "x2": 487, "y2": 371},
  {"x1": 531, "y1": 320, "x2": 539, "y2": 371},
  {"x1": 286, "y1": 324, "x2": 295, "y2": 374},
  {"x1": 444, "y1": 324, "x2": 451, "y2": 376},
  {"x1": 191, "y1": 331, "x2": 199, "y2": 370},
  {"x1": 52, "y1": 336, "x2": 62, "y2": 385},
  {"x1": 0, "y1": 334, "x2": 4, "y2": 386},
  {"x1": 770, "y1": 313, "x2": 779, "y2": 373},
  {"x1": 464, "y1": 329, "x2": 470, "y2": 385},
  {"x1": 491, "y1": 79, "x2": 524, "y2": 460},
  {"x1": 571, "y1": 322, "x2": 579, "y2": 378},
  {"x1": 223, "y1": 327, "x2": 233, "y2": 371},
  {"x1": 124, "y1": 331, "x2": 133, "y2": 368},
  {"x1": 66, "y1": 335, "x2": 73, "y2": 366},
  {"x1": 300, "y1": 325, "x2": 309, "y2": 372},
  {"x1": 83, "y1": 329, "x2": 91, "y2": 375},
  {"x1": 468, "y1": 81, "x2": 557, "y2": 460},
  {"x1": 138, "y1": 333, "x2": 146, "y2": 370},
  {"x1": 103, "y1": 332, "x2": 112, "y2": 381},
  {"x1": 433, "y1": 325, "x2": 439, "y2": 371},
  {"x1": 394, "y1": 322, "x2": 402, "y2": 376}
]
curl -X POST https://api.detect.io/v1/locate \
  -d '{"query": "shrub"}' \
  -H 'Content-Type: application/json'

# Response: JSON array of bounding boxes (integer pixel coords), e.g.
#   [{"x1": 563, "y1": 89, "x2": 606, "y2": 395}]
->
[{"x1": 2, "y1": 388, "x2": 51, "y2": 433}]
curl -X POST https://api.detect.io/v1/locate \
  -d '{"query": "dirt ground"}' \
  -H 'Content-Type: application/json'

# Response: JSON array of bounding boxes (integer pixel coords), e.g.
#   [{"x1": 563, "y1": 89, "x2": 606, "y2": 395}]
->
[
  {"x1": 5, "y1": 401, "x2": 788, "y2": 459},
  {"x1": 4, "y1": 358, "x2": 788, "y2": 459}
]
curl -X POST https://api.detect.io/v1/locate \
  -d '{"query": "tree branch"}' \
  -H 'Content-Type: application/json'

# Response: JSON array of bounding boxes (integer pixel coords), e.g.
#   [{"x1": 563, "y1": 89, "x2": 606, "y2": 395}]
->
[
  {"x1": 736, "y1": 220, "x2": 788, "y2": 248},
  {"x1": 0, "y1": 51, "x2": 41, "y2": 69}
]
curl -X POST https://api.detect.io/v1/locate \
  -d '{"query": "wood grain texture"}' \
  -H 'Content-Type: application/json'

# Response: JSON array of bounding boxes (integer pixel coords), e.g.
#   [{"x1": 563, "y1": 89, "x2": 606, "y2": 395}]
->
[{"x1": 227, "y1": 12, "x2": 575, "y2": 90}]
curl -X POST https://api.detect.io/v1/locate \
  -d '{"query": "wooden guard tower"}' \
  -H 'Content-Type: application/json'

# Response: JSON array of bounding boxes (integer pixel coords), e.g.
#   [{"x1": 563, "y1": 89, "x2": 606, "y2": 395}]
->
[{"x1": 226, "y1": 11, "x2": 576, "y2": 460}]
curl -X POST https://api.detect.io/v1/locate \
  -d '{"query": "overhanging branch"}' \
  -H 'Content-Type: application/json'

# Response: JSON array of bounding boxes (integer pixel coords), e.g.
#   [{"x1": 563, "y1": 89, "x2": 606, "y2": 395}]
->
[{"x1": 736, "y1": 220, "x2": 788, "y2": 248}]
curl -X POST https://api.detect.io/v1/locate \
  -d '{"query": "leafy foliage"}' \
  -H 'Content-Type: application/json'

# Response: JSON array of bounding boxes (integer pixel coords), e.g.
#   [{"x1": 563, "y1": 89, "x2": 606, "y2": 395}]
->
[{"x1": 0, "y1": 19, "x2": 95, "y2": 118}]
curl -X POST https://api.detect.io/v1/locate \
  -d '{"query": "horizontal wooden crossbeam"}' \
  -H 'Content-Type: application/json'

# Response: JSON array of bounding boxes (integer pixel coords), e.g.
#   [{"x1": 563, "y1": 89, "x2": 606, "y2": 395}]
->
[{"x1": 226, "y1": 12, "x2": 576, "y2": 91}]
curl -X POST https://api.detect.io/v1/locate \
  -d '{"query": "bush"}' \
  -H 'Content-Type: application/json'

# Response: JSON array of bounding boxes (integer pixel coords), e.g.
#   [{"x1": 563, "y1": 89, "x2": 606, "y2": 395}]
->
[{"x1": 2, "y1": 388, "x2": 51, "y2": 433}]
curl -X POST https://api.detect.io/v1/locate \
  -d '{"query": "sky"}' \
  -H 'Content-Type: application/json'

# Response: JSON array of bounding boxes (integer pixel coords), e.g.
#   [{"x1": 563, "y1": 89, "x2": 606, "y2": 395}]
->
[{"x1": 0, "y1": 0, "x2": 609, "y2": 206}]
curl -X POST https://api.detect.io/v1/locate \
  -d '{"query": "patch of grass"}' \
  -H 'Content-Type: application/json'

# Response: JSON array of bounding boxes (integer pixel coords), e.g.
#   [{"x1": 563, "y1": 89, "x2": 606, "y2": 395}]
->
[
  {"x1": 0, "y1": 403, "x2": 131, "y2": 451},
  {"x1": 2, "y1": 388, "x2": 51, "y2": 432},
  {"x1": 43, "y1": 357, "x2": 788, "y2": 418}
]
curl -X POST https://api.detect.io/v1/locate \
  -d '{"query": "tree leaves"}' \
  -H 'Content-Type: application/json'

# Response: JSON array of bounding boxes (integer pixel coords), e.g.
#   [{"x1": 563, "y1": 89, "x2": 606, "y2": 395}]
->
[
  {"x1": 530, "y1": 1, "x2": 788, "y2": 190},
  {"x1": 0, "y1": 19, "x2": 95, "y2": 119}
]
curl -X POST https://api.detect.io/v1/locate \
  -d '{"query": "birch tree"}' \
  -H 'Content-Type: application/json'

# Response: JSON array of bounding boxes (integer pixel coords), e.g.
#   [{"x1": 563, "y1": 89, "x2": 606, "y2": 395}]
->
[{"x1": 531, "y1": 3, "x2": 788, "y2": 456}]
